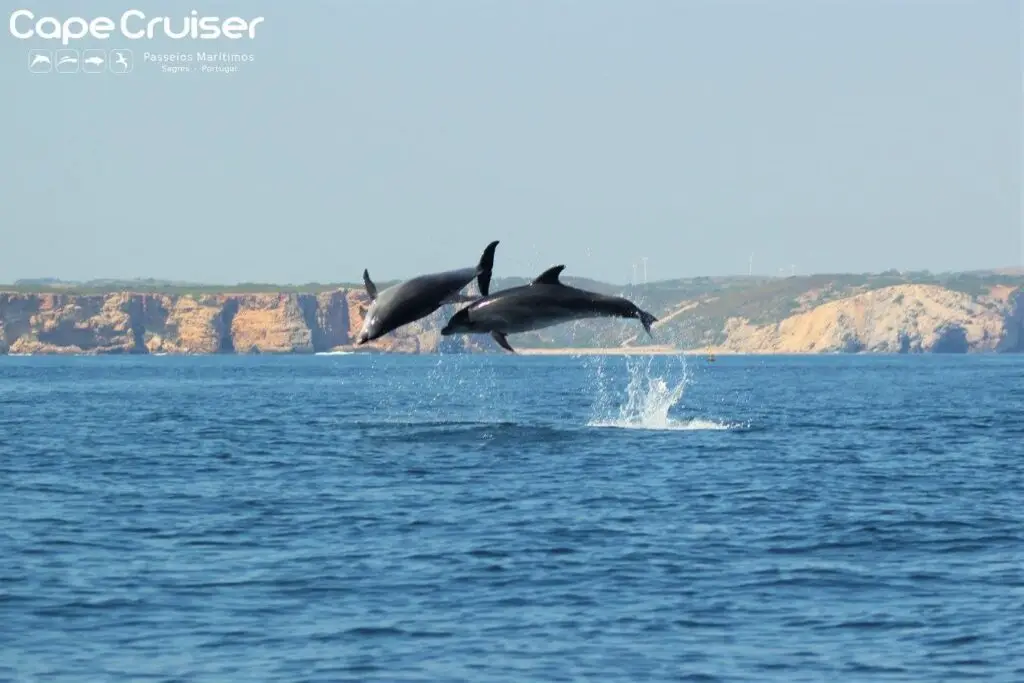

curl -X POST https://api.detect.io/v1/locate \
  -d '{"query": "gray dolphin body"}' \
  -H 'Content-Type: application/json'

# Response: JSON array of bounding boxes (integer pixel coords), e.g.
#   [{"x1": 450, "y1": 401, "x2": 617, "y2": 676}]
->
[
  {"x1": 440, "y1": 264, "x2": 657, "y2": 353},
  {"x1": 355, "y1": 240, "x2": 500, "y2": 345}
]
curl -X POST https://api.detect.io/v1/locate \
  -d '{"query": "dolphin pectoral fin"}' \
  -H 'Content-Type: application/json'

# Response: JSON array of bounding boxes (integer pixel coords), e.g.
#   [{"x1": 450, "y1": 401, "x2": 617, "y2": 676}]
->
[
  {"x1": 475, "y1": 240, "x2": 500, "y2": 296},
  {"x1": 491, "y1": 331, "x2": 516, "y2": 353},
  {"x1": 532, "y1": 265, "x2": 566, "y2": 286},
  {"x1": 362, "y1": 269, "x2": 378, "y2": 300}
]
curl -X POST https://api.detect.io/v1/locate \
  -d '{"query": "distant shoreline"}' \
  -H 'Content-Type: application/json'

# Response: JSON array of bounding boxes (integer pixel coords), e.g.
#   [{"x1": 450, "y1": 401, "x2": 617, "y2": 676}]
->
[
  {"x1": 513, "y1": 347, "x2": 797, "y2": 356},
  {"x1": 516, "y1": 345, "x2": 684, "y2": 356},
  {"x1": 2, "y1": 347, "x2": 1019, "y2": 357},
  {"x1": 3, "y1": 270, "x2": 1021, "y2": 356}
]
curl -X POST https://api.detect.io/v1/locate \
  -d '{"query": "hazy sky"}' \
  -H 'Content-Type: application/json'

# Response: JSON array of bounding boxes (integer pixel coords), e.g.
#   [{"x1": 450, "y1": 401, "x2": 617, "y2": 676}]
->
[{"x1": 1, "y1": 0, "x2": 1020, "y2": 284}]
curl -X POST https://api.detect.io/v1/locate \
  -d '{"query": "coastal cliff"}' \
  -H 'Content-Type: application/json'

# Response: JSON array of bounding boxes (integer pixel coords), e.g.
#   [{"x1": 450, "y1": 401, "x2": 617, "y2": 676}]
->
[
  {"x1": 703, "y1": 284, "x2": 1023, "y2": 354},
  {"x1": 1, "y1": 274, "x2": 1022, "y2": 355},
  {"x1": 0, "y1": 290, "x2": 469, "y2": 355}
]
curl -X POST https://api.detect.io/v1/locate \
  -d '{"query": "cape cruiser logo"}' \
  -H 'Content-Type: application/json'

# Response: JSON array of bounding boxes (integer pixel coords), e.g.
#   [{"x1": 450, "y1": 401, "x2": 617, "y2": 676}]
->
[{"x1": 9, "y1": 9, "x2": 264, "y2": 45}]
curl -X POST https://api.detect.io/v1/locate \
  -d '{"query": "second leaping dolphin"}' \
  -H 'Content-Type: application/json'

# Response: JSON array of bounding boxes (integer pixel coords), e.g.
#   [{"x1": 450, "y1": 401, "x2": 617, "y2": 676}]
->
[
  {"x1": 439, "y1": 264, "x2": 657, "y2": 353},
  {"x1": 355, "y1": 240, "x2": 500, "y2": 345}
]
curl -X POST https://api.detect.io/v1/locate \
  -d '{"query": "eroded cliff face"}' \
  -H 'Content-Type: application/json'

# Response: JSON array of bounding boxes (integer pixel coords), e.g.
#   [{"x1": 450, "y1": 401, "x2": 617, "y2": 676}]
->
[
  {"x1": 0, "y1": 289, "x2": 464, "y2": 355},
  {"x1": 996, "y1": 287, "x2": 1024, "y2": 353},
  {"x1": 712, "y1": 284, "x2": 1019, "y2": 354},
  {"x1": 0, "y1": 293, "x2": 145, "y2": 355},
  {"x1": 2, "y1": 283, "x2": 1021, "y2": 355}
]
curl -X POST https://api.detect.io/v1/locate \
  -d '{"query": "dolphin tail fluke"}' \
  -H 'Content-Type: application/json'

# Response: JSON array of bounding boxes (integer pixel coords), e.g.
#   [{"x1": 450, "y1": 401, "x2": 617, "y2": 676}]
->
[
  {"x1": 636, "y1": 308, "x2": 657, "y2": 337},
  {"x1": 491, "y1": 330, "x2": 516, "y2": 353},
  {"x1": 475, "y1": 240, "x2": 500, "y2": 296}
]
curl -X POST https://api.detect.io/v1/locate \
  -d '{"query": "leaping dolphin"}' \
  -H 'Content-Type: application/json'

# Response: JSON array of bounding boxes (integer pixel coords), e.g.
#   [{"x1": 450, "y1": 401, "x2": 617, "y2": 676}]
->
[
  {"x1": 440, "y1": 264, "x2": 657, "y2": 353},
  {"x1": 355, "y1": 240, "x2": 500, "y2": 345}
]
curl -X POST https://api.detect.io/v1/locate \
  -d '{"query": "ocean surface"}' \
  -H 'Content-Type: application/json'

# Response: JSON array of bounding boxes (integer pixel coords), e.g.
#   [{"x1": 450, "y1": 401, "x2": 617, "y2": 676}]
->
[{"x1": 2, "y1": 352, "x2": 1023, "y2": 682}]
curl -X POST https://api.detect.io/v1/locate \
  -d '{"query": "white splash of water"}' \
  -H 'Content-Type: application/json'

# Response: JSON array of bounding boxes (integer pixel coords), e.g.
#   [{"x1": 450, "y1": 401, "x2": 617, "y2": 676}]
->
[{"x1": 585, "y1": 354, "x2": 735, "y2": 431}]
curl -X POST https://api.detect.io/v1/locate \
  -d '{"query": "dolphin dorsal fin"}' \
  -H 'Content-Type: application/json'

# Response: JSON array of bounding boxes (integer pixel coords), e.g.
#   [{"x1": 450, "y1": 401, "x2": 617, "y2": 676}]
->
[
  {"x1": 476, "y1": 240, "x2": 500, "y2": 297},
  {"x1": 362, "y1": 269, "x2": 378, "y2": 300},
  {"x1": 532, "y1": 265, "x2": 566, "y2": 286}
]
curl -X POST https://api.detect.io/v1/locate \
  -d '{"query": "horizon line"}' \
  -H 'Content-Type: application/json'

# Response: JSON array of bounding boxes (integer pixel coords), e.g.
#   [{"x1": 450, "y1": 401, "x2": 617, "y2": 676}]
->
[{"x1": 3, "y1": 265, "x2": 1023, "y2": 291}]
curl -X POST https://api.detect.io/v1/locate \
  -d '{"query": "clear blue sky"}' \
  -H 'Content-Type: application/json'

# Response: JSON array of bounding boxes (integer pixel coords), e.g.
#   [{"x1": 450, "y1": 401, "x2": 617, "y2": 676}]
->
[{"x1": 1, "y1": 0, "x2": 1020, "y2": 284}]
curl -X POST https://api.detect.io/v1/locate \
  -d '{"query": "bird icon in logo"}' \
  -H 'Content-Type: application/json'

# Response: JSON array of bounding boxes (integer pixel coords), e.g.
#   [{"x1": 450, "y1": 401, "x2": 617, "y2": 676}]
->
[{"x1": 111, "y1": 51, "x2": 131, "y2": 73}]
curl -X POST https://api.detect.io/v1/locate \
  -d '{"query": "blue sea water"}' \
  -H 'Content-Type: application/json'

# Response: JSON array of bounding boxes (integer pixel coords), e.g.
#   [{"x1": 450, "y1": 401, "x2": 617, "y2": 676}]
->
[{"x1": 1, "y1": 353, "x2": 1023, "y2": 682}]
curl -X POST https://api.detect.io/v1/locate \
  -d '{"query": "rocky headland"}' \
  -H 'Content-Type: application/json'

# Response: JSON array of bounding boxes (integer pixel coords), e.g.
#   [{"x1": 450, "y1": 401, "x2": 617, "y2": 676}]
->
[
  {"x1": 1, "y1": 271, "x2": 1022, "y2": 355},
  {"x1": 705, "y1": 283, "x2": 1022, "y2": 354}
]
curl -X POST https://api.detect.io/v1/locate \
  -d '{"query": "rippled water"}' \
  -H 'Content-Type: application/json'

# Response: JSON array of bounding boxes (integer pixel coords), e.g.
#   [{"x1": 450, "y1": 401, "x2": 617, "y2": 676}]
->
[{"x1": 2, "y1": 353, "x2": 1023, "y2": 682}]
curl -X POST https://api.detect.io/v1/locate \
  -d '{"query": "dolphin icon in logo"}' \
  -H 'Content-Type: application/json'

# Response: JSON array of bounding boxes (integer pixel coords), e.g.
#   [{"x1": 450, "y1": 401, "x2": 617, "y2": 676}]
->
[{"x1": 30, "y1": 54, "x2": 50, "y2": 67}]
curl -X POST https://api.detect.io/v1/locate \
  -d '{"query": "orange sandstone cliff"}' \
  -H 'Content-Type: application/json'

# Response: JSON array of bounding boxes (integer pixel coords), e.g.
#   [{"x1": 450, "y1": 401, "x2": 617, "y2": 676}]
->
[
  {"x1": 703, "y1": 284, "x2": 1024, "y2": 355},
  {"x1": 0, "y1": 289, "x2": 476, "y2": 355},
  {"x1": 1, "y1": 281, "x2": 1022, "y2": 355}
]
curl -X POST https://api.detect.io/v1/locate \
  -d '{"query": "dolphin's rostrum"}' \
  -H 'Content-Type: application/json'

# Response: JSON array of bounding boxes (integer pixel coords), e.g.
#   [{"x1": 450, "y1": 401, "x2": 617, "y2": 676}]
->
[
  {"x1": 440, "y1": 264, "x2": 657, "y2": 353},
  {"x1": 355, "y1": 240, "x2": 500, "y2": 345}
]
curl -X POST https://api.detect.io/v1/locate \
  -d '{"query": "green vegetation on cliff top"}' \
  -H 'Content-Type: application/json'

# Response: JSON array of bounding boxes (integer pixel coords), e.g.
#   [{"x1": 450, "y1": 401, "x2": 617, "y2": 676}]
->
[{"x1": 6, "y1": 269, "x2": 1021, "y2": 297}]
